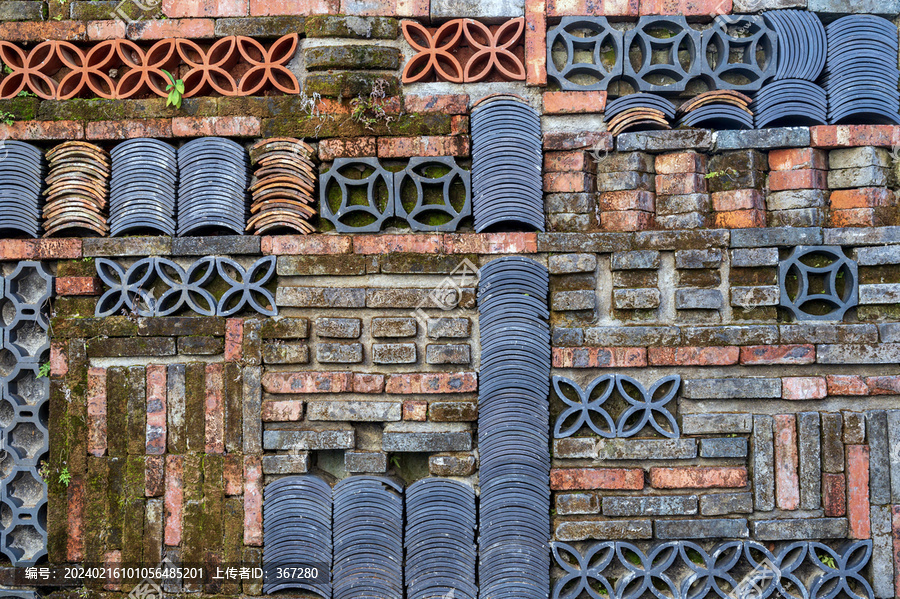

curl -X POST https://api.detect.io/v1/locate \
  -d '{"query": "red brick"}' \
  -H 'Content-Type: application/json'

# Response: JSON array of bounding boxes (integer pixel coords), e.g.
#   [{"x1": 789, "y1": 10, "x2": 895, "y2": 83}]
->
[
  {"x1": 224, "y1": 454, "x2": 243, "y2": 496},
  {"x1": 385, "y1": 372, "x2": 477, "y2": 394},
  {"x1": 544, "y1": 150, "x2": 590, "y2": 173},
  {"x1": 404, "y1": 95, "x2": 469, "y2": 115},
  {"x1": 598, "y1": 190, "x2": 655, "y2": 212},
  {"x1": 145, "y1": 455, "x2": 165, "y2": 498},
  {"x1": 205, "y1": 364, "x2": 225, "y2": 455},
  {"x1": 768, "y1": 148, "x2": 828, "y2": 171},
  {"x1": 542, "y1": 91, "x2": 607, "y2": 114},
  {"x1": 377, "y1": 135, "x2": 469, "y2": 158},
  {"x1": 740, "y1": 344, "x2": 815, "y2": 366},
  {"x1": 525, "y1": 0, "x2": 547, "y2": 86},
  {"x1": 243, "y1": 456, "x2": 263, "y2": 546},
  {"x1": 50, "y1": 342, "x2": 68, "y2": 377},
  {"x1": 443, "y1": 233, "x2": 537, "y2": 254},
  {"x1": 648, "y1": 346, "x2": 738, "y2": 367},
  {"x1": 250, "y1": 0, "x2": 339, "y2": 14},
  {"x1": 317, "y1": 137, "x2": 376, "y2": 161},
  {"x1": 640, "y1": 0, "x2": 728, "y2": 14},
  {"x1": 544, "y1": 171, "x2": 594, "y2": 193},
  {"x1": 103, "y1": 549, "x2": 122, "y2": 591},
  {"x1": 261, "y1": 235, "x2": 352, "y2": 255},
  {"x1": 164, "y1": 455, "x2": 183, "y2": 546},
  {"x1": 823, "y1": 473, "x2": 846, "y2": 516},
  {"x1": 601, "y1": 210, "x2": 654, "y2": 232},
  {"x1": 262, "y1": 371, "x2": 353, "y2": 394},
  {"x1": 768, "y1": 169, "x2": 827, "y2": 191},
  {"x1": 650, "y1": 467, "x2": 748, "y2": 489},
  {"x1": 86, "y1": 119, "x2": 173, "y2": 140},
  {"x1": 811, "y1": 125, "x2": 900, "y2": 149},
  {"x1": 450, "y1": 115, "x2": 468, "y2": 135},
  {"x1": 655, "y1": 152, "x2": 707, "y2": 175},
  {"x1": 353, "y1": 373, "x2": 385, "y2": 394},
  {"x1": 827, "y1": 375, "x2": 869, "y2": 396},
  {"x1": 402, "y1": 400, "x2": 427, "y2": 421},
  {"x1": 0, "y1": 20, "x2": 86, "y2": 41},
  {"x1": 130, "y1": 18, "x2": 216, "y2": 39},
  {"x1": 714, "y1": 209, "x2": 766, "y2": 229},
  {"x1": 87, "y1": 367, "x2": 107, "y2": 457},
  {"x1": 782, "y1": 377, "x2": 827, "y2": 400},
  {"x1": 830, "y1": 188, "x2": 895, "y2": 210},
  {"x1": 162, "y1": 0, "x2": 248, "y2": 17},
  {"x1": 551, "y1": 468, "x2": 644, "y2": 490},
  {"x1": 172, "y1": 116, "x2": 261, "y2": 137},
  {"x1": 847, "y1": 445, "x2": 871, "y2": 539},
  {"x1": 396, "y1": 0, "x2": 428, "y2": 15},
  {"x1": 711, "y1": 189, "x2": 763, "y2": 212},
  {"x1": 261, "y1": 400, "x2": 303, "y2": 421},
  {"x1": 224, "y1": 318, "x2": 242, "y2": 362},
  {"x1": 552, "y1": 347, "x2": 647, "y2": 368},
  {"x1": 2, "y1": 120, "x2": 84, "y2": 141},
  {"x1": 55, "y1": 276, "x2": 101, "y2": 296},
  {"x1": 865, "y1": 376, "x2": 900, "y2": 395},
  {"x1": 353, "y1": 234, "x2": 443, "y2": 254},
  {"x1": 543, "y1": 131, "x2": 613, "y2": 151},
  {"x1": 831, "y1": 208, "x2": 878, "y2": 228},
  {"x1": 146, "y1": 365, "x2": 167, "y2": 455},
  {"x1": 87, "y1": 20, "x2": 126, "y2": 40},
  {"x1": 656, "y1": 172, "x2": 706, "y2": 195},
  {"x1": 0, "y1": 238, "x2": 79, "y2": 260},
  {"x1": 547, "y1": 0, "x2": 639, "y2": 16},
  {"x1": 66, "y1": 477, "x2": 84, "y2": 562},
  {"x1": 774, "y1": 414, "x2": 800, "y2": 511}
]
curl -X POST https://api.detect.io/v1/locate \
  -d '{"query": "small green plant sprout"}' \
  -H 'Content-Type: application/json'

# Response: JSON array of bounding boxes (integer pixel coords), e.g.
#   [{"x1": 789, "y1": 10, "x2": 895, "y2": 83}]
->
[
  {"x1": 161, "y1": 69, "x2": 185, "y2": 109},
  {"x1": 705, "y1": 167, "x2": 739, "y2": 180},
  {"x1": 0, "y1": 111, "x2": 14, "y2": 126},
  {"x1": 819, "y1": 554, "x2": 837, "y2": 569},
  {"x1": 37, "y1": 362, "x2": 51, "y2": 378},
  {"x1": 58, "y1": 467, "x2": 72, "y2": 487}
]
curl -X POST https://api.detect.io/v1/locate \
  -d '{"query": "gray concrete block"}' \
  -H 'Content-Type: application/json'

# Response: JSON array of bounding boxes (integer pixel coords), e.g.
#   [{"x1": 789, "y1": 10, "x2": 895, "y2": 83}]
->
[
  {"x1": 675, "y1": 288, "x2": 723, "y2": 310},
  {"x1": 602, "y1": 495, "x2": 698, "y2": 517},
  {"x1": 699, "y1": 492, "x2": 753, "y2": 516},
  {"x1": 683, "y1": 378, "x2": 781, "y2": 399},
  {"x1": 730, "y1": 227, "x2": 822, "y2": 248},
  {"x1": 731, "y1": 286, "x2": 779, "y2": 308},
  {"x1": 751, "y1": 518, "x2": 847, "y2": 540},
  {"x1": 731, "y1": 247, "x2": 779, "y2": 267},
  {"x1": 656, "y1": 518, "x2": 748, "y2": 539},
  {"x1": 682, "y1": 413, "x2": 753, "y2": 435},
  {"x1": 549, "y1": 253, "x2": 598, "y2": 274},
  {"x1": 611, "y1": 250, "x2": 660, "y2": 270},
  {"x1": 700, "y1": 437, "x2": 747, "y2": 458},
  {"x1": 753, "y1": 415, "x2": 775, "y2": 511},
  {"x1": 382, "y1": 422, "x2": 471, "y2": 452},
  {"x1": 713, "y1": 127, "x2": 809, "y2": 150}
]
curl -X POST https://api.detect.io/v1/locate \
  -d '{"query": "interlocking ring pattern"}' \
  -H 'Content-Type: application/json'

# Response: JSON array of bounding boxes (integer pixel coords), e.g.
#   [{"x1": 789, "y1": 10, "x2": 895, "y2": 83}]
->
[
  {"x1": 778, "y1": 246, "x2": 859, "y2": 322},
  {"x1": 552, "y1": 374, "x2": 681, "y2": 439},
  {"x1": 0, "y1": 34, "x2": 299, "y2": 100},
  {"x1": 402, "y1": 18, "x2": 525, "y2": 83},
  {"x1": 547, "y1": 17, "x2": 624, "y2": 91},
  {"x1": 700, "y1": 15, "x2": 777, "y2": 92},
  {"x1": 94, "y1": 256, "x2": 277, "y2": 318},
  {"x1": 320, "y1": 157, "x2": 471, "y2": 233},
  {"x1": 552, "y1": 541, "x2": 874, "y2": 599},
  {"x1": 0, "y1": 262, "x2": 52, "y2": 566}
]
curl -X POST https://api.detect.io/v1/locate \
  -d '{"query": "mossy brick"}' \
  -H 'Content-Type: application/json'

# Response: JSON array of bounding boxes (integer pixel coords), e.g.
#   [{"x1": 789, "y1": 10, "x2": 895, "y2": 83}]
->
[
  {"x1": 0, "y1": 97, "x2": 38, "y2": 121},
  {"x1": 183, "y1": 454, "x2": 203, "y2": 502},
  {"x1": 243, "y1": 547, "x2": 263, "y2": 595},
  {"x1": 224, "y1": 362, "x2": 243, "y2": 453},
  {"x1": 0, "y1": 1, "x2": 43, "y2": 20},
  {"x1": 66, "y1": 339, "x2": 88, "y2": 475},
  {"x1": 677, "y1": 270, "x2": 721, "y2": 288},
  {"x1": 185, "y1": 364, "x2": 206, "y2": 453},
  {"x1": 177, "y1": 336, "x2": 225, "y2": 355},
  {"x1": 682, "y1": 377, "x2": 780, "y2": 399},
  {"x1": 52, "y1": 316, "x2": 138, "y2": 339},
  {"x1": 181, "y1": 501, "x2": 203, "y2": 593},
  {"x1": 428, "y1": 401, "x2": 477, "y2": 421},
  {"x1": 201, "y1": 455, "x2": 224, "y2": 554},
  {"x1": 730, "y1": 266, "x2": 777, "y2": 287},
  {"x1": 215, "y1": 15, "x2": 306, "y2": 36},
  {"x1": 380, "y1": 253, "x2": 479, "y2": 274},
  {"x1": 305, "y1": 45, "x2": 400, "y2": 70},
  {"x1": 602, "y1": 495, "x2": 698, "y2": 517},
  {"x1": 106, "y1": 367, "x2": 127, "y2": 457},
  {"x1": 106, "y1": 456, "x2": 124, "y2": 548},
  {"x1": 123, "y1": 497, "x2": 144, "y2": 580},
  {"x1": 52, "y1": 297, "x2": 98, "y2": 321},
  {"x1": 222, "y1": 496, "x2": 244, "y2": 594},
  {"x1": 305, "y1": 72, "x2": 400, "y2": 98},
  {"x1": 84, "y1": 457, "x2": 108, "y2": 585},
  {"x1": 277, "y1": 254, "x2": 366, "y2": 276},
  {"x1": 137, "y1": 317, "x2": 226, "y2": 337},
  {"x1": 263, "y1": 111, "x2": 450, "y2": 138},
  {"x1": 550, "y1": 272, "x2": 596, "y2": 292},
  {"x1": 305, "y1": 15, "x2": 398, "y2": 38},
  {"x1": 56, "y1": 259, "x2": 97, "y2": 278},
  {"x1": 584, "y1": 325, "x2": 681, "y2": 346},
  {"x1": 859, "y1": 305, "x2": 900, "y2": 321},
  {"x1": 72, "y1": 0, "x2": 156, "y2": 20},
  {"x1": 143, "y1": 499, "x2": 164, "y2": 564},
  {"x1": 261, "y1": 317, "x2": 309, "y2": 339},
  {"x1": 125, "y1": 366, "x2": 146, "y2": 456},
  {"x1": 859, "y1": 265, "x2": 900, "y2": 285},
  {"x1": 634, "y1": 230, "x2": 729, "y2": 251},
  {"x1": 243, "y1": 318, "x2": 263, "y2": 365},
  {"x1": 47, "y1": 380, "x2": 69, "y2": 563},
  {"x1": 217, "y1": 95, "x2": 320, "y2": 118},
  {"x1": 38, "y1": 99, "x2": 127, "y2": 122},
  {"x1": 86, "y1": 337, "x2": 176, "y2": 358},
  {"x1": 612, "y1": 271, "x2": 657, "y2": 289}
]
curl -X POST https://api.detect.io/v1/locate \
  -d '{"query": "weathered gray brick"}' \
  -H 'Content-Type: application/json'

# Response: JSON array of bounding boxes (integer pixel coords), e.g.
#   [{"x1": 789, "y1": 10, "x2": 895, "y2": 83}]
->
[
  {"x1": 766, "y1": 189, "x2": 826, "y2": 211},
  {"x1": 682, "y1": 413, "x2": 752, "y2": 435},
  {"x1": 683, "y1": 378, "x2": 780, "y2": 399},
  {"x1": 889, "y1": 411, "x2": 900, "y2": 503},
  {"x1": 307, "y1": 401, "x2": 401, "y2": 422},
  {"x1": 655, "y1": 212, "x2": 707, "y2": 230},
  {"x1": 316, "y1": 342, "x2": 363, "y2": 364},
  {"x1": 829, "y1": 146, "x2": 891, "y2": 169},
  {"x1": 549, "y1": 253, "x2": 598, "y2": 274},
  {"x1": 868, "y1": 410, "x2": 891, "y2": 506},
  {"x1": 555, "y1": 520, "x2": 653, "y2": 542},
  {"x1": 751, "y1": 518, "x2": 847, "y2": 540},
  {"x1": 753, "y1": 415, "x2": 775, "y2": 512},
  {"x1": 713, "y1": 127, "x2": 809, "y2": 151},
  {"x1": 681, "y1": 325, "x2": 778, "y2": 346},
  {"x1": 367, "y1": 288, "x2": 474, "y2": 309},
  {"x1": 860, "y1": 284, "x2": 900, "y2": 305},
  {"x1": 656, "y1": 193, "x2": 710, "y2": 216},
  {"x1": 870, "y1": 505, "x2": 894, "y2": 598},
  {"x1": 779, "y1": 324, "x2": 878, "y2": 345},
  {"x1": 596, "y1": 171, "x2": 654, "y2": 192},
  {"x1": 553, "y1": 290, "x2": 596, "y2": 311},
  {"x1": 824, "y1": 226, "x2": 900, "y2": 246},
  {"x1": 843, "y1": 411, "x2": 866, "y2": 445},
  {"x1": 699, "y1": 437, "x2": 747, "y2": 458},
  {"x1": 315, "y1": 317, "x2": 361, "y2": 339},
  {"x1": 261, "y1": 454, "x2": 310, "y2": 474},
  {"x1": 731, "y1": 286, "x2": 779, "y2": 308},
  {"x1": 617, "y1": 129, "x2": 713, "y2": 153},
  {"x1": 855, "y1": 245, "x2": 900, "y2": 266},
  {"x1": 548, "y1": 213, "x2": 592, "y2": 231},
  {"x1": 593, "y1": 439, "x2": 698, "y2": 461},
  {"x1": 382, "y1": 422, "x2": 471, "y2": 452},
  {"x1": 345, "y1": 451, "x2": 387, "y2": 473},
  {"x1": 371, "y1": 317, "x2": 417, "y2": 338},
  {"x1": 428, "y1": 453, "x2": 476, "y2": 477},
  {"x1": 425, "y1": 344, "x2": 471, "y2": 365},
  {"x1": 546, "y1": 193, "x2": 595, "y2": 214},
  {"x1": 655, "y1": 518, "x2": 748, "y2": 539},
  {"x1": 594, "y1": 151, "x2": 654, "y2": 173},
  {"x1": 798, "y1": 412, "x2": 821, "y2": 511},
  {"x1": 613, "y1": 288, "x2": 660, "y2": 310},
  {"x1": 262, "y1": 342, "x2": 310, "y2": 365},
  {"x1": 612, "y1": 250, "x2": 660, "y2": 270},
  {"x1": 730, "y1": 247, "x2": 779, "y2": 267},
  {"x1": 602, "y1": 495, "x2": 698, "y2": 517},
  {"x1": 675, "y1": 288, "x2": 723, "y2": 310},
  {"x1": 817, "y1": 344, "x2": 900, "y2": 364},
  {"x1": 635, "y1": 230, "x2": 728, "y2": 251},
  {"x1": 557, "y1": 493, "x2": 600, "y2": 515},
  {"x1": 585, "y1": 325, "x2": 681, "y2": 346},
  {"x1": 767, "y1": 207, "x2": 825, "y2": 228},
  {"x1": 675, "y1": 249, "x2": 722, "y2": 270},
  {"x1": 552, "y1": 327, "x2": 584, "y2": 346},
  {"x1": 822, "y1": 412, "x2": 844, "y2": 473},
  {"x1": 730, "y1": 227, "x2": 822, "y2": 248},
  {"x1": 277, "y1": 287, "x2": 366, "y2": 308},
  {"x1": 372, "y1": 343, "x2": 417, "y2": 364},
  {"x1": 263, "y1": 427, "x2": 355, "y2": 450},
  {"x1": 828, "y1": 166, "x2": 890, "y2": 189},
  {"x1": 699, "y1": 492, "x2": 753, "y2": 516},
  {"x1": 553, "y1": 438, "x2": 598, "y2": 459},
  {"x1": 427, "y1": 318, "x2": 470, "y2": 339}
]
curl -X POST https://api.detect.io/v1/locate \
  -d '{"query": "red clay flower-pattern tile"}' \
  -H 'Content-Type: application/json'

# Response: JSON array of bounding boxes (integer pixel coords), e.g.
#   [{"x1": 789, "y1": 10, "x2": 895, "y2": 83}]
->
[
  {"x1": 0, "y1": 34, "x2": 301, "y2": 100},
  {"x1": 402, "y1": 18, "x2": 526, "y2": 84}
]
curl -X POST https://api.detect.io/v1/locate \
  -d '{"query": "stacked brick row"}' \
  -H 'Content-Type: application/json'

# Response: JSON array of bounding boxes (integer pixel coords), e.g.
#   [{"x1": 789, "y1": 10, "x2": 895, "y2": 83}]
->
[
  {"x1": 544, "y1": 148, "x2": 597, "y2": 232},
  {"x1": 828, "y1": 147, "x2": 899, "y2": 227},
  {"x1": 596, "y1": 153, "x2": 655, "y2": 232},
  {"x1": 654, "y1": 151, "x2": 708, "y2": 230}
]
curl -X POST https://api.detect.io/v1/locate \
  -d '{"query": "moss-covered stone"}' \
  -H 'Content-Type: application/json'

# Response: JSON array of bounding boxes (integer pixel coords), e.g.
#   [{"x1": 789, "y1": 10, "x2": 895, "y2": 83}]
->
[
  {"x1": 677, "y1": 269, "x2": 721, "y2": 288},
  {"x1": 217, "y1": 95, "x2": 313, "y2": 118},
  {"x1": 0, "y1": 96, "x2": 38, "y2": 121},
  {"x1": 222, "y1": 496, "x2": 244, "y2": 594},
  {"x1": 730, "y1": 267, "x2": 777, "y2": 286},
  {"x1": 106, "y1": 456, "x2": 124, "y2": 549},
  {"x1": 66, "y1": 339, "x2": 88, "y2": 475},
  {"x1": 732, "y1": 306, "x2": 779, "y2": 321},
  {"x1": 46, "y1": 377, "x2": 69, "y2": 564},
  {"x1": 106, "y1": 368, "x2": 127, "y2": 458},
  {"x1": 200, "y1": 454, "x2": 224, "y2": 554},
  {"x1": 305, "y1": 72, "x2": 400, "y2": 98},
  {"x1": 859, "y1": 305, "x2": 900, "y2": 321},
  {"x1": 38, "y1": 98, "x2": 127, "y2": 122},
  {"x1": 84, "y1": 457, "x2": 108, "y2": 588},
  {"x1": 549, "y1": 273, "x2": 596, "y2": 292},
  {"x1": 126, "y1": 366, "x2": 146, "y2": 456},
  {"x1": 57, "y1": 259, "x2": 97, "y2": 278},
  {"x1": 277, "y1": 254, "x2": 367, "y2": 276},
  {"x1": 184, "y1": 363, "x2": 206, "y2": 454},
  {"x1": 305, "y1": 15, "x2": 398, "y2": 39},
  {"x1": 262, "y1": 111, "x2": 450, "y2": 139},
  {"x1": 860, "y1": 265, "x2": 900, "y2": 284},
  {"x1": 305, "y1": 45, "x2": 401, "y2": 70},
  {"x1": 72, "y1": 0, "x2": 158, "y2": 20},
  {"x1": 379, "y1": 253, "x2": 479, "y2": 275},
  {"x1": 215, "y1": 15, "x2": 305, "y2": 37},
  {"x1": 52, "y1": 316, "x2": 137, "y2": 339},
  {"x1": 52, "y1": 297, "x2": 98, "y2": 321}
]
